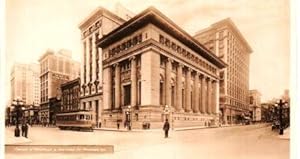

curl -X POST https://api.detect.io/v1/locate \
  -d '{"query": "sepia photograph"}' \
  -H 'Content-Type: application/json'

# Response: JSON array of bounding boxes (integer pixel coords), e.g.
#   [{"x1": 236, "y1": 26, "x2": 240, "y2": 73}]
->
[{"x1": 1, "y1": 0, "x2": 297, "y2": 159}]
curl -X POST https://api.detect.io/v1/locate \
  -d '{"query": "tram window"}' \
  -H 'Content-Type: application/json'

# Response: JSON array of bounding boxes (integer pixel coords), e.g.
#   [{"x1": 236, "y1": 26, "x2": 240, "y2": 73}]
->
[
  {"x1": 86, "y1": 115, "x2": 90, "y2": 120},
  {"x1": 76, "y1": 115, "x2": 79, "y2": 120},
  {"x1": 80, "y1": 115, "x2": 84, "y2": 120}
]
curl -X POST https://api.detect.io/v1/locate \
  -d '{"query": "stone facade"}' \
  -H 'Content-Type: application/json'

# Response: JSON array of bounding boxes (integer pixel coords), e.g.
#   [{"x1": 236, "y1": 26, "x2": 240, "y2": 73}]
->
[
  {"x1": 194, "y1": 18, "x2": 252, "y2": 125},
  {"x1": 60, "y1": 78, "x2": 81, "y2": 112},
  {"x1": 39, "y1": 49, "x2": 80, "y2": 124},
  {"x1": 97, "y1": 7, "x2": 226, "y2": 129},
  {"x1": 249, "y1": 90, "x2": 261, "y2": 122},
  {"x1": 79, "y1": 7, "x2": 126, "y2": 127}
]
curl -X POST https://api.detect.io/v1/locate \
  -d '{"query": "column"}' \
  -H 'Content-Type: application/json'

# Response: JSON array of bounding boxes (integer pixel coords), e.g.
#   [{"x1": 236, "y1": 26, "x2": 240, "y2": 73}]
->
[
  {"x1": 185, "y1": 68, "x2": 192, "y2": 112},
  {"x1": 215, "y1": 80, "x2": 220, "y2": 115},
  {"x1": 193, "y1": 72, "x2": 200, "y2": 113},
  {"x1": 200, "y1": 75, "x2": 206, "y2": 113},
  {"x1": 211, "y1": 80, "x2": 216, "y2": 114},
  {"x1": 207, "y1": 78, "x2": 212, "y2": 114},
  {"x1": 140, "y1": 51, "x2": 160, "y2": 106},
  {"x1": 165, "y1": 58, "x2": 172, "y2": 107},
  {"x1": 176, "y1": 63, "x2": 183, "y2": 111},
  {"x1": 114, "y1": 63, "x2": 120, "y2": 109},
  {"x1": 130, "y1": 56, "x2": 137, "y2": 107},
  {"x1": 103, "y1": 66, "x2": 111, "y2": 109}
]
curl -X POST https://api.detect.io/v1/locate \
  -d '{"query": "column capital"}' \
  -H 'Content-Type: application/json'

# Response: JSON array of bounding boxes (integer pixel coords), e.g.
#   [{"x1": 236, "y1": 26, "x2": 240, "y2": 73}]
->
[
  {"x1": 113, "y1": 63, "x2": 119, "y2": 67},
  {"x1": 195, "y1": 71, "x2": 201, "y2": 76},
  {"x1": 166, "y1": 57, "x2": 173, "y2": 63},
  {"x1": 187, "y1": 67, "x2": 193, "y2": 72},
  {"x1": 178, "y1": 63, "x2": 184, "y2": 68},
  {"x1": 129, "y1": 55, "x2": 136, "y2": 61}
]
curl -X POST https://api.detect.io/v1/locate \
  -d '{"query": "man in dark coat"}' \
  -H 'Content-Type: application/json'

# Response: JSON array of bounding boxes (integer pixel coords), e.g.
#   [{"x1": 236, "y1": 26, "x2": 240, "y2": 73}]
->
[
  {"x1": 24, "y1": 122, "x2": 29, "y2": 138},
  {"x1": 163, "y1": 119, "x2": 170, "y2": 138},
  {"x1": 21, "y1": 122, "x2": 26, "y2": 137}
]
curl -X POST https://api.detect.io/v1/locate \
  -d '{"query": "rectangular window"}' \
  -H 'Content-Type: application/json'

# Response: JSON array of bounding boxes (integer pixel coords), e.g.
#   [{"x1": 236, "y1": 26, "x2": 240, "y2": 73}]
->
[
  {"x1": 124, "y1": 85, "x2": 131, "y2": 106},
  {"x1": 83, "y1": 102, "x2": 86, "y2": 110},
  {"x1": 160, "y1": 82, "x2": 164, "y2": 105},
  {"x1": 138, "y1": 81, "x2": 141, "y2": 105},
  {"x1": 89, "y1": 101, "x2": 92, "y2": 110}
]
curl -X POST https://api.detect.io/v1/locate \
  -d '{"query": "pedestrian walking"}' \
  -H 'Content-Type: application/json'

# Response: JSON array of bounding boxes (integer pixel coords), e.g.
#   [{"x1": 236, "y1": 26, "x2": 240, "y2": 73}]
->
[
  {"x1": 21, "y1": 122, "x2": 26, "y2": 137},
  {"x1": 24, "y1": 122, "x2": 29, "y2": 138},
  {"x1": 163, "y1": 119, "x2": 170, "y2": 138},
  {"x1": 117, "y1": 122, "x2": 120, "y2": 130}
]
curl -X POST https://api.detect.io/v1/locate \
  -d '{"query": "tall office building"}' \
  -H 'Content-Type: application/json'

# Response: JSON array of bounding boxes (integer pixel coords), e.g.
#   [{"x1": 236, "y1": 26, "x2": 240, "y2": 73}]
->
[
  {"x1": 10, "y1": 63, "x2": 40, "y2": 105},
  {"x1": 194, "y1": 18, "x2": 252, "y2": 125},
  {"x1": 39, "y1": 49, "x2": 80, "y2": 124},
  {"x1": 78, "y1": 7, "x2": 126, "y2": 127}
]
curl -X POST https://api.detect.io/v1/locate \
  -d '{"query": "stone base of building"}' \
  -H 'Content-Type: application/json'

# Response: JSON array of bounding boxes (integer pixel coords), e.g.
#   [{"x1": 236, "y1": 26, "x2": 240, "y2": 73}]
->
[{"x1": 101, "y1": 105, "x2": 219, "y2": 129}]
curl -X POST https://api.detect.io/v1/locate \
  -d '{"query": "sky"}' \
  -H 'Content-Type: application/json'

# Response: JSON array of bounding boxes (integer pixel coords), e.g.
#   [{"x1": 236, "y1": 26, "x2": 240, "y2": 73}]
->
[{"x1": 4, "y1": 0, "x2": 290, "y2": 102}]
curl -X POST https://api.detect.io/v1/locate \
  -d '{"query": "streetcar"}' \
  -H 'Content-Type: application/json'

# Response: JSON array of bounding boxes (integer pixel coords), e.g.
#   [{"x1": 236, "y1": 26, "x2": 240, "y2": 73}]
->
[{"x1": 56, "y1": 111, "x2": 93, "y2": 131}]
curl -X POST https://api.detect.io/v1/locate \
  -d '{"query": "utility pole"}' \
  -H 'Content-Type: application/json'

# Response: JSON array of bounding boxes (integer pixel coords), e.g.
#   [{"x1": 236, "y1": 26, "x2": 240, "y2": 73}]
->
[{"x1": 275, "y1": 99, "x2": 288, "y2": 135}]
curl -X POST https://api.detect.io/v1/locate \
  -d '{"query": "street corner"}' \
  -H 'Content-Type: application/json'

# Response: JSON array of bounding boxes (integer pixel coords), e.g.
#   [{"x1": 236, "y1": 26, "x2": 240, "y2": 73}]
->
[
  {"x1": 5, "y1": 128, "x2": 32, "y2": 145},
  {"x1": 5, "y1": 136, "x2": 32, "y2": 145},
  {"x1": 278, "y1": 127, "x2": 290, "y2": 140}
]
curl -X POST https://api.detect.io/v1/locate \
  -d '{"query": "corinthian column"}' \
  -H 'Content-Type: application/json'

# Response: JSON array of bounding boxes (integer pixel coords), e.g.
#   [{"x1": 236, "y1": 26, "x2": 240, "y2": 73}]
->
[
  {"x1": 212, "y1": 80, "x2": 217, "y2": 114},
  {"x1": 130, "y1": 56, "x2": 137, "y2": 107},
  {"x1": 200, "y1": 75, "x2": 206, "y2": 114},
  {"x1": 193, "y1": 72, "x2": 200, "y2": 113},
  {"x1": 165, "y1": 58, "x2": 172, "y2": 107},
  {"x1": 207, "y1": 78, "x2": 212, "y2": 114},
  {"x1": 185, "y1": 68, "x2": 192, "y2": 113},
  {"x1": 176, "y1": 63, "x2": 183, "y2": 112},
  {"x1": 114, "y1": 63, "x2": 120, "y2": 109}
]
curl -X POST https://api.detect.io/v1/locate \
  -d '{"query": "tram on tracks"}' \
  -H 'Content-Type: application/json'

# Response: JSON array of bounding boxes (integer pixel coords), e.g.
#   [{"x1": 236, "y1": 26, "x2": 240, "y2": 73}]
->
[{"x1": 56, "y1": 110, "x2": 93, "y2": 131}]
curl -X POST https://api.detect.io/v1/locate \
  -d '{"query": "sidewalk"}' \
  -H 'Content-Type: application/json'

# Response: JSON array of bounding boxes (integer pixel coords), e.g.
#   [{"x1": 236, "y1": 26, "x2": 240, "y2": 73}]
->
[
  {"x1": 5, "y1": 128, "x2": 32, "y2": 145},
  {"x1": 94, "y1": 127, "x2": 161, "y2": 132},
  {"x1": 278, "y1": 127, "x2": 290, "y2": 140},
  {"x1": 93, "y1": 123, "x2": 269, "y2": 132}
]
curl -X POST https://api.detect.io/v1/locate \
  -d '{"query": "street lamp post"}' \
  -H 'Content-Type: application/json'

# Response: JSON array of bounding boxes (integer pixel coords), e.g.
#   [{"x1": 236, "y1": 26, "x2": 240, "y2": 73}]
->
[
  {"x1": 274, "y1": 99, "x2": 288, "y2": 135},
  {"x1": 126, "y1": 105, "x2": 132, "y2": 131},
  {"x1": 12, "y1": 98, "x2": 24, "y2": 137}
]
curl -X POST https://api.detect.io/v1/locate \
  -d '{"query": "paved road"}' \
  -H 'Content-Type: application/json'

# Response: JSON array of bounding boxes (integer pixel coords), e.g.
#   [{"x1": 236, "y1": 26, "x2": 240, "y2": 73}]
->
[{"x1": 5, "y1": 124, "x2": 289, "y2": 159}]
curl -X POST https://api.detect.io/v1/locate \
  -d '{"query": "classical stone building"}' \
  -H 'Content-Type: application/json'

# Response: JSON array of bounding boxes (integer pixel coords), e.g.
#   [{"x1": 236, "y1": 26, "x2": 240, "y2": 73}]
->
[
  {"x1": 78, "y1": 7, "x2": 126, "y2": 127},
  {"x1": 39, "y1": 49, "x2": 80, "y2": 124},
  {"x1": 97, "y1": 7, "x2": 226, "y2": 129},
  {"x1": 194, "y1": 18, "x2": 252, "y2": 125},
  {"x1": 249, "y1": 90, "x2": 261, "y2": 122}
]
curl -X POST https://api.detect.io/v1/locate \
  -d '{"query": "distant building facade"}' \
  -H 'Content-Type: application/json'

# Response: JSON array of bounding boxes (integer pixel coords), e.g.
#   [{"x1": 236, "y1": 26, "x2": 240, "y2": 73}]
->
[
  {"x1": 249, "y1": 90, "x2": 261, "y2": 122},
  {"x1": 39, "y1": 49, "x2": 80, "y2": 124},
  {"x1": 97, "y1": 7, "x2": 226, "y2": 129},
  {"x1": 60, "y1": 78, "x2": 81, "y2": 113},
  {"x1": 194, "y1": 18, "x2": 252, "y2": 125},
  {"x1": 261, "y1": 103, "x2": 274, "y2": 122},
  {"x1": 10, "y1": 63, "x2": 40, "y2": 105},
  {"x1": 79, "y1": 7, "x2": 126, "y2": 127}
]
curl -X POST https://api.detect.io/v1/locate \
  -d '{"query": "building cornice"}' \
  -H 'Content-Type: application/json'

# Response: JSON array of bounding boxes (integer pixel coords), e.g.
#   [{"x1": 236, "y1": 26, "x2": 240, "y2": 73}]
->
[
  {"x1": 61, "y1": 77, "x2": 80, "y2": 89},
  {"x1": 195, "y1": 18, "x2": 253, "y2": 53},
  {"x1": 103, "y1": 39, "x2": 221, "y2": 80},
  {"x1": 97, "y1": 6, "x2": 226, "y2": 69},
  {"x1": 78, "y1": 7, "x2": 125, "y2": 31}
]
